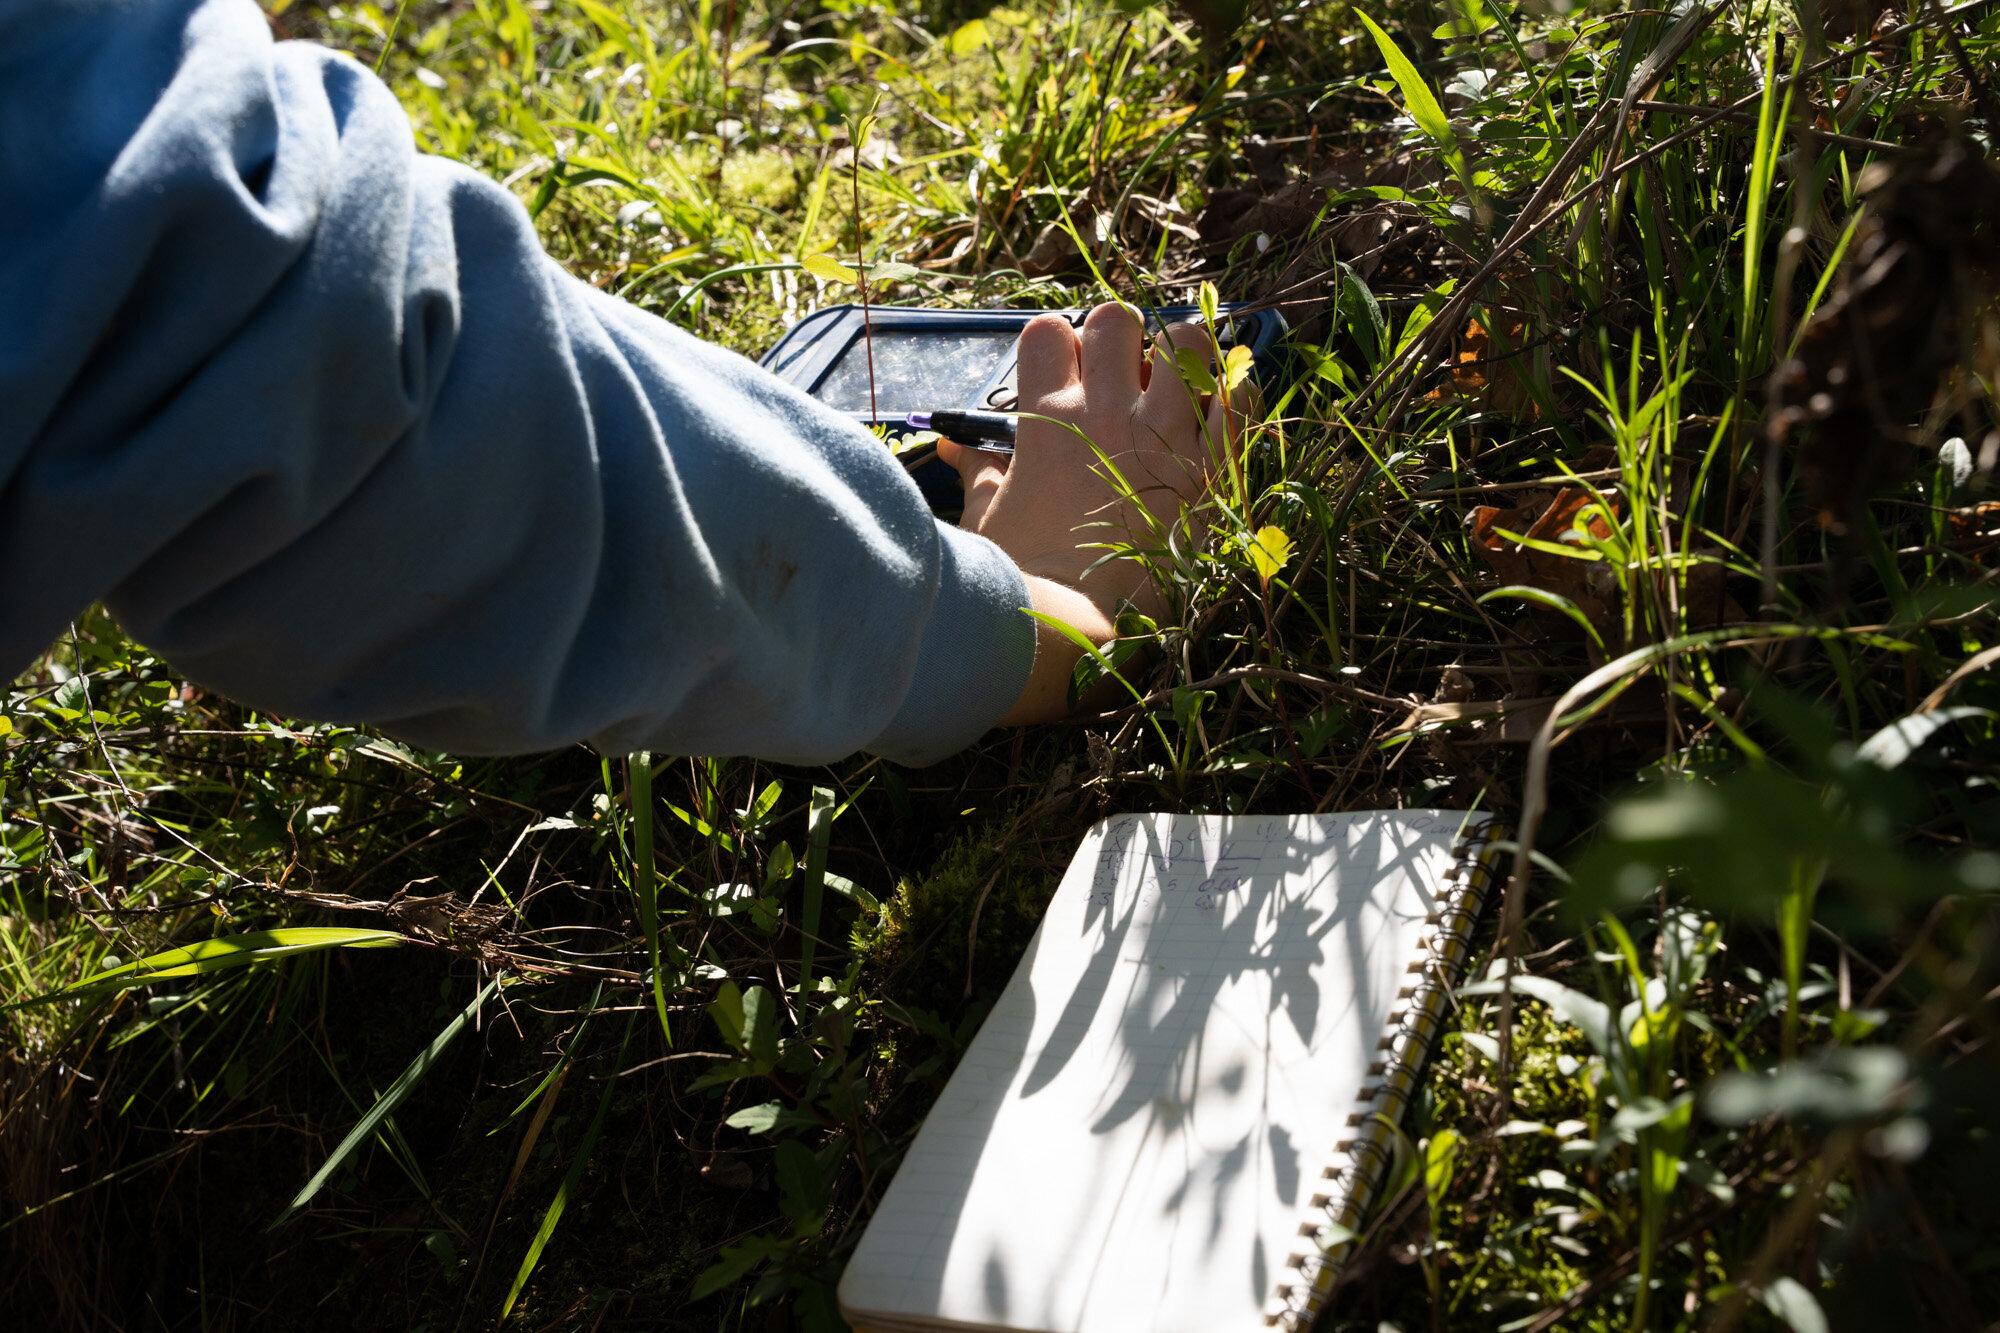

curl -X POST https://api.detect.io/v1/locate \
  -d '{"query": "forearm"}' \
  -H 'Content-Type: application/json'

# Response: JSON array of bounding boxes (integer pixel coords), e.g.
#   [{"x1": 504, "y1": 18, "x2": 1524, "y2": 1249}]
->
[{"x1": 0, "y1": 0, "x2": 1034, "y2": 765}]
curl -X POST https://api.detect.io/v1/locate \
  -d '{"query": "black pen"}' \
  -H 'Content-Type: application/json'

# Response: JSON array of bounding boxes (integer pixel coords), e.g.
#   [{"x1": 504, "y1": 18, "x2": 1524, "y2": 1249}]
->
[{"x1": 904, "y1": 409, "x2": 1017, "y2": 454}]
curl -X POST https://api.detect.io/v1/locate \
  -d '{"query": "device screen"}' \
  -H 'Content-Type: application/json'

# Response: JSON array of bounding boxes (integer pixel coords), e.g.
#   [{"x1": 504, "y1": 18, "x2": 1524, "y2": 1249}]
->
[{"x1": 813, "y1": 328, "x2": 1020, "y2": 414}]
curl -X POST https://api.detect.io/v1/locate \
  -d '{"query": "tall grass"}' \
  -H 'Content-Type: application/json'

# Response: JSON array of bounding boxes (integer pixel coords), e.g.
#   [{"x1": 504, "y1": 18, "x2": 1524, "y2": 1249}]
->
[{"x1": 5, "y1": 0, "x2": 1999, "y2": 1328}]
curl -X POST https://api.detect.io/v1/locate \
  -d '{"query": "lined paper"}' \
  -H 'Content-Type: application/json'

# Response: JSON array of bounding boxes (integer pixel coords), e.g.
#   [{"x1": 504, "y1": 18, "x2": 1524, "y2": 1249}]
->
[{"x1": 839, "y1": 811, "x2": 1476, "y2": 1333}]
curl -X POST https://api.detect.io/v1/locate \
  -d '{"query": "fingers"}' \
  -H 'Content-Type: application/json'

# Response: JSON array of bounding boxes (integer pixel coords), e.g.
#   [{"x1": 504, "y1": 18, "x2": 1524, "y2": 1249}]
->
[
  {"x1": 1015, "y1": 314, "x2": 1081, "y2": 408},
  {"x1": 1179, "y1": 367, "x2": 1253, "y2": 488},
  {"x1": 1078, "y1": 302, "x2": 1145, "y2": 401},
  {"x1": 1141, "y1": 321, "x2": 1213, "y2": 443},
  {"x1": 1210, "y1": 360, "x2": 1255, "y2": 432},
  {"x1": 1205, "y1": 385, "x2": 1233, "y2": 451},
  {"x1": 938, "y1": 436, "x2": 1010, "y2": 530},
  {"x1": 1201, "y1": 381, "x2": 1239, "y2": 476}
]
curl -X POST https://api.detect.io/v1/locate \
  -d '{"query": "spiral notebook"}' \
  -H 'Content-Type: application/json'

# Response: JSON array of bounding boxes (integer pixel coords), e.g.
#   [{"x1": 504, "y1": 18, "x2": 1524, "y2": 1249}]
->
[{"x1": 838, "y1": 809, "x2": 1502, "y2": 1333}]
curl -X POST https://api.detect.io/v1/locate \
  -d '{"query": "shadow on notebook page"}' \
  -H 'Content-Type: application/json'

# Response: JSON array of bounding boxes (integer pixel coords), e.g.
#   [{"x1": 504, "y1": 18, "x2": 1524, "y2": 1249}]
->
[
  {"x1": 1019, "y1": 818, "x2": 1424, "y2": 1315},
  {"x1": 842, "y1": 811, "x2": 1464, "y2": 1333},
  {"x1": 1025, "y1": 814, "x2": 1438, "y2": 1109}
]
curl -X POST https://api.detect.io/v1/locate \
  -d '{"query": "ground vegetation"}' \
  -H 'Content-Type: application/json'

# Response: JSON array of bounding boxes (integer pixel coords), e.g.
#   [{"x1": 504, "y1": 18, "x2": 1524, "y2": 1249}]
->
[{"x1": 5, "y1": 0, "x2": 1999, "y2": 1328}]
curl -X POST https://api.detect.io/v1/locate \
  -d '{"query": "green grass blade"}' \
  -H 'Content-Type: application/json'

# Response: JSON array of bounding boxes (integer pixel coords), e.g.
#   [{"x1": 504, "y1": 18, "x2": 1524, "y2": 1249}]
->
[
  {"x1": 1477, "y1": 585, "x2": 1607, "y2": 652},
  {"x1": 626, "y1": 753, "x2": 674, "y2": 1045},
  {"x1": 798, "y1": 786, "x2": 835, "y2": 991},
  {"x1": 1737, "y1": 27, "x2": 1800, "y2": 379},
  {"x1": 273, "y1": 975, "x2": 500, "y2": 1227},
  {"x1": 372, "y1": 0, "x2": 414, "y2": 73},
  {"x1": 14, "y1": 928, "x2": 403, "y2": 1009},
  {"x1": 661, "y1": 260, "x2": 801, "y2": 324},
  {"x1": 499, "y1": 1014, "x2": 634, "y2": 1320},
  {"x1": 489, "y1": 982, "x2": 604, "y2": 1138},
  {"x1": 1022, "y1": 608, "x2": 1177, "y2": 755},
  {"x1": 1355, "y1": 13, "x2": 1457, "y2": 151}
]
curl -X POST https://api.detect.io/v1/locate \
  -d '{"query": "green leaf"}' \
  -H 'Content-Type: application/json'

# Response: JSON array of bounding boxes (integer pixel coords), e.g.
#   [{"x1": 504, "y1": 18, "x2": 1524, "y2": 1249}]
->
[
  {"x1": 1220, "y1": 343, "x2": 1254, "y2": 392},
  {"x1": 1336, "y1": 264, "x2": 1387, "y2": 367},
  {"x1": 822, "y1": 872, "x2": 880, "y2": 913},
  {"x1": 525, "y1": 815, "x2": 584, "y2": 832},
  {"x1": 725, "y1": 1101, "x2": 785, "y2": 1133},
  {"x1": 708, "y1": 980, "x2": 747, "y2": 1052},
  {"x1": 423, "y1": 1231, "x2": 458, "y2": 1269},
  {"x1": 800, "y1": 252, "x2": 859, "y2": 285},
  {"x1": 275, "y1": 977, "x2": 500, "y2": 1225},
  {"x1": 1423, "y1": 1128, "x2": 1461, "y2": 1203},
  {"x1": 1759, "y1": 1276, "x2": 1831, "y2": 1333},
  {"x1": 1356, "y1": 12, "x2": 1458, "y2": 151},
  {"x1": 1171, "y1": 686, "x2": 1214, "y2": 731},
  {"x1": 947, "y1": 16, "x2": 990, "y2": 55},
  {"x1": 1646, "y1": 1095, "x2": 1695, "y2": 1199},
  {"x1": 744, "y1": 778, "x2": 784, "y2": 828},
  {"x1": 571, "y1": 0, "x2": 634, "y2": 41},
  {"x1": 762, "y1": 840, "x2": 796, "y2": 893},
  {"x1": 1461, "y1": 1032, "x2": 1502, "y2": 1065},
  {"x1": 663, "y1": 796, "x2": 739, "y2": 852},
  {"x1": 688, "y1": 1056, "x2": 767, "y2": 1092},
  {"x1": 724, "y1": 1101, "x2": 822, "y2": 1135},
  {"x1": 1392, "y1": 277, "x2": 1456, "y2": 359},
  {"x1": 1434, "y1": 0, "x2": 1497, "y2": 40},
  {"x1": 691, "y1": 1234, "x2": 794, "y2": 1301},
  {"x1": 1024, "y1": 609, "x2": 1156, "y2": 716},
  {"x1": 1855, "y1": 706, "x2": 1993, "y2": 770},
  {"x1": 1066, "y1": 630, "x2": 1145, "y2": 710},
  {"x1": 1174, "y1": 347, "x2": 1217, "y2": 395},
  {"x1": 1463, "y1": 975, "x2": 1615, "y2": 1059},
  {"x1": 740, "y1": 984, "x2": 781, "y2": 1065},
  {"x1": 1705, "y1": 1048, "x2": 1911, "y2": 1127},
  {"x1": 1610, "y1": 1095, "x2": 1677, "y2": 1134},
  {"x1": 774, "y1": 1139, "x2": 830, "y2": 1229},
  {"x1": 1603, "y1": 783, "x2": 1729, "y2": 842},
  {"x1": 1197, "y1": 280, "x2": 1220, "y2": 327},
  {"x1": 24, "y1": 928, "x2": 402, "y2": 1007},
  {"x1": 1626, "y1": 1006, "x2": 1680, "y2": 1060},
  {"x1": 863, "y1": 260, "x2": 922, "y2": 284},
  {"x1": 1248, "y1": 525, "x2": 1292, "y2": 583}
]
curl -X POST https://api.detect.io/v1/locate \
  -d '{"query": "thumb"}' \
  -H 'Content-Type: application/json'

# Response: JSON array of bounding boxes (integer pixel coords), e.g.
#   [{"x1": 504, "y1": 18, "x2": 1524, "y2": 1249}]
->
[{"x1": 938, "y1": 437, "x2": 1010, "y2": 531}]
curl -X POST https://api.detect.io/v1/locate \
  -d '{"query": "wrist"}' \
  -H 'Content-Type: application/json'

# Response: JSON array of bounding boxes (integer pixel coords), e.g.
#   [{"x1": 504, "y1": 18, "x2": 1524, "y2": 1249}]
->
[{"x1": 1000, "y1": 575, "x2": 1118, "y2": 726}]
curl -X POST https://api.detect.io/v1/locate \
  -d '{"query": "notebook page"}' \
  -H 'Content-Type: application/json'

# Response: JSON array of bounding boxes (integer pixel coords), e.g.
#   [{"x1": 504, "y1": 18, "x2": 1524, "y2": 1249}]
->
[{"x1": 840, "y1": 811, "x2": 1468, "y2": 1333}]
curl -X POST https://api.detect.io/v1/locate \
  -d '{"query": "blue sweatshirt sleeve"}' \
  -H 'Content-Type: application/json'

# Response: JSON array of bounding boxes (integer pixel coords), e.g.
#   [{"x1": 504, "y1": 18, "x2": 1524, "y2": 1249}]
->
[{"x1": 0, "y1": 0, "x2": 1035, "y2": 766}]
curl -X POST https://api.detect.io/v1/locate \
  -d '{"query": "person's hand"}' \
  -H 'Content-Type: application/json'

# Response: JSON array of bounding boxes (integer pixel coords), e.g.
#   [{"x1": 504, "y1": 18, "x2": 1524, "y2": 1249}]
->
[{"x1": 937, "y1": 302, "x2": 1240, "y2": 724}]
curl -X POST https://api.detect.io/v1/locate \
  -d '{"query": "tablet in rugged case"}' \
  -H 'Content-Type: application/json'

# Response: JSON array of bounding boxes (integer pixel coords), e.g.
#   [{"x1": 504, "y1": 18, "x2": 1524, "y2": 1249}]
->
[{"x1": 759, "y1": 303, "x2": 1287, "y2": 514}]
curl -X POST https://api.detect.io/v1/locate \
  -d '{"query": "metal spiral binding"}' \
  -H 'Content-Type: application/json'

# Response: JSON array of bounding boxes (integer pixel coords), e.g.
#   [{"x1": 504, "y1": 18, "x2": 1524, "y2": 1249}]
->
[{"x1": 1261, "y1": 816, "x2": 1507, "y2": 1331}]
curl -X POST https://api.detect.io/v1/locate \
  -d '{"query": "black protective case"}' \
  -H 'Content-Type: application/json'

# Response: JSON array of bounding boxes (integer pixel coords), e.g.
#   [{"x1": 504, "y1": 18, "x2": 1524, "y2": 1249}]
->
[{"x1": 759, "y1": 303, "x2": 1289, "y2": 514}]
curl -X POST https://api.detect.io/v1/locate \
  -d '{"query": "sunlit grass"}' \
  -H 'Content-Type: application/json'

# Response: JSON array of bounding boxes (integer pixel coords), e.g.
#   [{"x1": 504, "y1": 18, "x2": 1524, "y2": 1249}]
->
[{"x1": 5, "y1": 0, "x2": 1999, "y2": 1327}]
